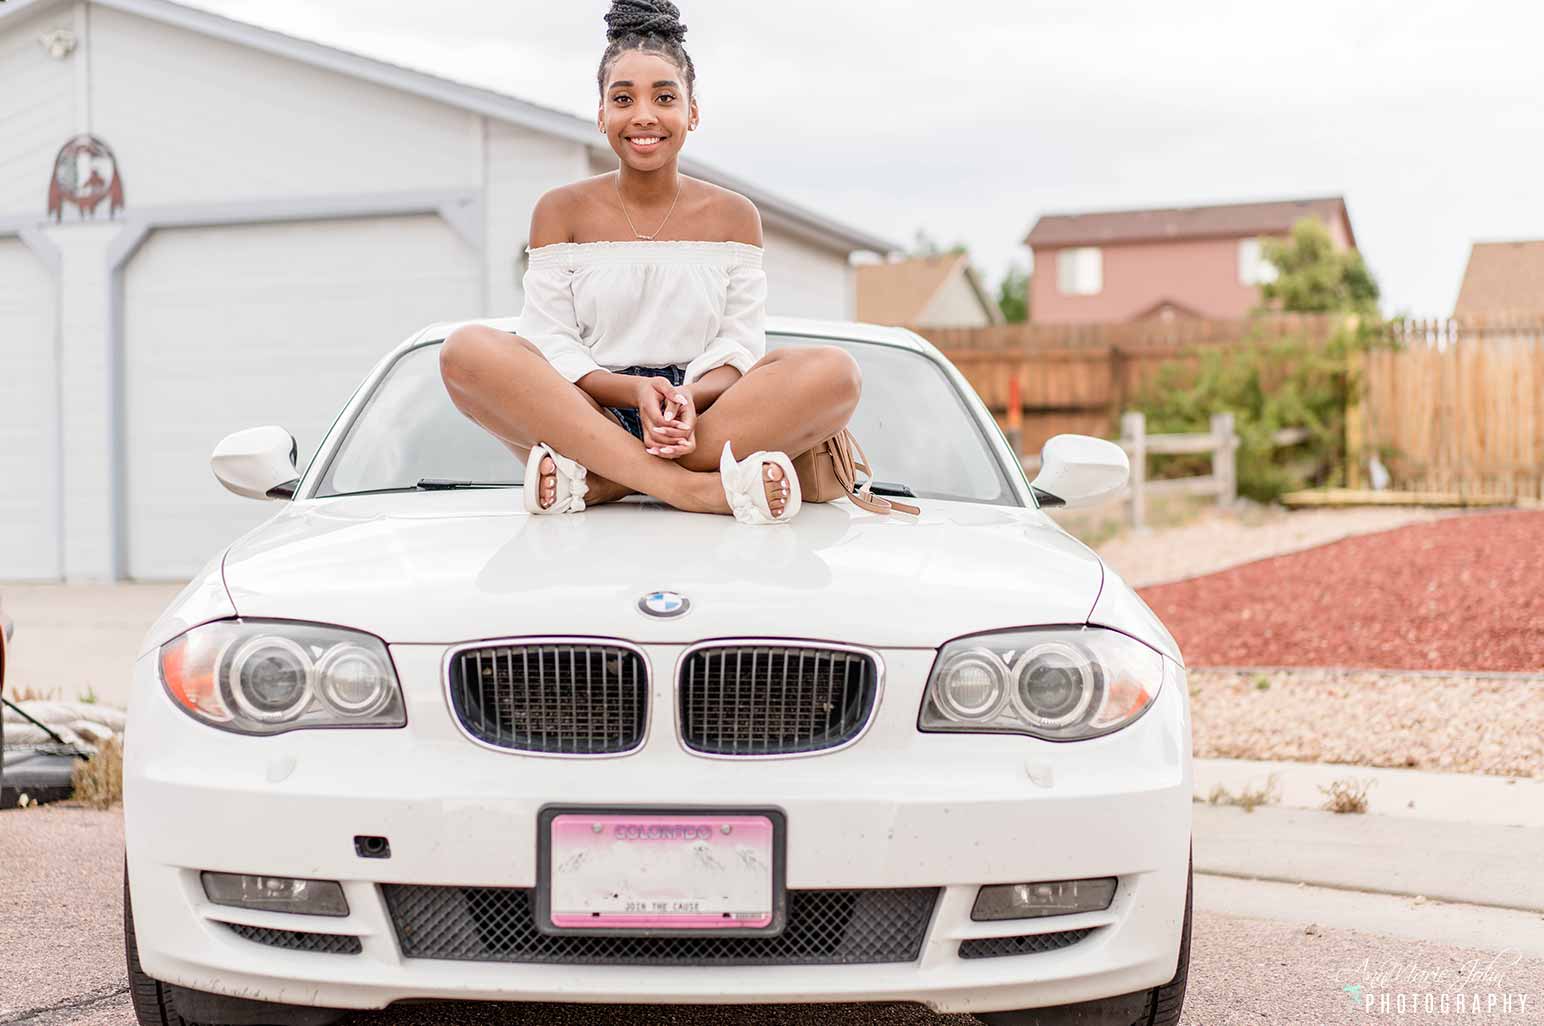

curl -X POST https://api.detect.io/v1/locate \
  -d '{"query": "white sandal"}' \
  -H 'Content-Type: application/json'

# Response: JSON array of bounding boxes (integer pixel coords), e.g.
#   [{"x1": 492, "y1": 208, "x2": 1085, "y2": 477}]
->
[
  {"x1": 523, "y1": 442, "x2": 589, "y2": 515},
  {"x1": 719, "y1": 441, "x2": 801, "y2": 525}
]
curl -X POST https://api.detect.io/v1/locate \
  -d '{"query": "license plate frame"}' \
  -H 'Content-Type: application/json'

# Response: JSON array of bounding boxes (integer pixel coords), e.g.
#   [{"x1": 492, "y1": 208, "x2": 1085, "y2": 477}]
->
[{"x1": 535, "y1": 805, "x2": 787, "y2": 938}]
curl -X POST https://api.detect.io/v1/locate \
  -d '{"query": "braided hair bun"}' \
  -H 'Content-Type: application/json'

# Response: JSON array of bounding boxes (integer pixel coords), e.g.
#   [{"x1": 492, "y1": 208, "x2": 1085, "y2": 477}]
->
[
  {"x1": 598, "y1": 0, "x2": 697, "y2": 99},
  {"x1": 604, "y1": 0, "x2": 687, "y2": 44}
]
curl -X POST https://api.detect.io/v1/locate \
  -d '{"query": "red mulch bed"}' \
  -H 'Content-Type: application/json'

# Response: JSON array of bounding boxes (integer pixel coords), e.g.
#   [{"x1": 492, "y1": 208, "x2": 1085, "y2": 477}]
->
[{"x1": 1138, "y1": 510, "x2": 1544, "y2": 672}]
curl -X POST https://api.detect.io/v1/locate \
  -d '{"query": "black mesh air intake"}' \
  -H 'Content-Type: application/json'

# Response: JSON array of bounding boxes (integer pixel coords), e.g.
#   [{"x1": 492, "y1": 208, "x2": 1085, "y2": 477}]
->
[
  {"x1": 383, "y1": 886, "x2": 937, "y2": 965},
  {"x1": 958, "y1": 927, "x2": 1094, "y2": 959},
  {"x1": 220, "y1": 922, "x2": 362, "y2": 954}
]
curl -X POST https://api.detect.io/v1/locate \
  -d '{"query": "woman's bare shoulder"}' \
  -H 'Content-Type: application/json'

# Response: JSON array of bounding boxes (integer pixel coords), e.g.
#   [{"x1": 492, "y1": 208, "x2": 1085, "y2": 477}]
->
[
  {"x1": 690, "y1": 178, "x2": 763, "y2": 246},
  {"x1": 529, "y1": 177, "x2": 616, "y2": 247}
]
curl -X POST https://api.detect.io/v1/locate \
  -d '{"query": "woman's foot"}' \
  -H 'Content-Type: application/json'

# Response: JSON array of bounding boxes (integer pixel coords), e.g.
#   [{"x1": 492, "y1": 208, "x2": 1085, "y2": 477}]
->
[
  {"x1": 676, "y1": 463, "x2": 792, "y2": 519},
  {"x1": 536, "y1": 456, "x2": 632, "y2": 509}
]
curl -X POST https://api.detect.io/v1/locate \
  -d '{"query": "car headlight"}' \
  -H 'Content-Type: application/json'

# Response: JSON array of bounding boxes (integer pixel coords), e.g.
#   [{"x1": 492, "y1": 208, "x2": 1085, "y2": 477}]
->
[
  {"x1": 159, "y1": 619, "x2": 405, "y2": 735},
  {"x1": 920, "y1": 627, "x2": 1163, "y2": 741}
]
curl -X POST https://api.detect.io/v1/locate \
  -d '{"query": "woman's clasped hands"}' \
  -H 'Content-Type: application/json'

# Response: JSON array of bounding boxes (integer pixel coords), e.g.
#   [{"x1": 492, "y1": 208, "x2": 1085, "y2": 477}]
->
[{"x1": 635, "y1": 375, "x2": 697, "y2": 458}]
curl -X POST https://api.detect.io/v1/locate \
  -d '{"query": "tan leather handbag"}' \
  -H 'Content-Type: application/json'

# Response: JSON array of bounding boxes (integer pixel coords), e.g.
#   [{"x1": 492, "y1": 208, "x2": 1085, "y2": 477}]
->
[{"x1": 791, "y1": 429, "x2": 920, "y2": 516}]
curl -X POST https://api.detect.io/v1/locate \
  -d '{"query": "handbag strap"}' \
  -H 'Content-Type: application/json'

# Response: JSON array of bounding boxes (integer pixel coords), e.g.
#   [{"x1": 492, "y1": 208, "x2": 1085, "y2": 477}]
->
[{"x1": 827, "y1": 429, "x2": 921, "y2": 517}]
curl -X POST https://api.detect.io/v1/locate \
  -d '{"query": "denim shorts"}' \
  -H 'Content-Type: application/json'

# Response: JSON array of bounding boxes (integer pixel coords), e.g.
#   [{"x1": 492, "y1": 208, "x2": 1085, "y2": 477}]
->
[{"x1": 602, "y1": 364, "x2": 687, "y2": 443}]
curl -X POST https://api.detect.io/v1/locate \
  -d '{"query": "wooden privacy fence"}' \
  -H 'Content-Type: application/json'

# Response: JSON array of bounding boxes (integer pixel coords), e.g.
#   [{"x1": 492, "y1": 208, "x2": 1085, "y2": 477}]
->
[
  {"x1": 928, "y1": 314, "x2": 1544, "y2": 501},
  {"x1": 1355, "y1": 318, "x2": 1544, "y2": 499},
  {"x1": 927, "y1": 314, "x2": 1343, "y2": 453}
]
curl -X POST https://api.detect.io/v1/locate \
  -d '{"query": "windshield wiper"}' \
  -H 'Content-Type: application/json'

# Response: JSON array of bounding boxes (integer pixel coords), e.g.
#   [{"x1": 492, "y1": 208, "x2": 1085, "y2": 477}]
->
[
  {"x1": 414, "y1": 479, "x2": 516, "y2": 490},
  {"x1": 864, "y1": 481, "x2": 916, "y2": 497}
]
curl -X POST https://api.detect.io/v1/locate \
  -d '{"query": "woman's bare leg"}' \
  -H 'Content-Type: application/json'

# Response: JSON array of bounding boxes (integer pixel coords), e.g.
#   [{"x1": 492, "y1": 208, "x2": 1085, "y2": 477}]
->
[
  {"x1": 675, "y1": 345, "x2": 863, "y2": 473},
  {"x1": 477, "y1": 338, "x2": 637, "y2": 509},
  {"x1": 438, "y1": 326, "x2": 787, "y2": 515}
]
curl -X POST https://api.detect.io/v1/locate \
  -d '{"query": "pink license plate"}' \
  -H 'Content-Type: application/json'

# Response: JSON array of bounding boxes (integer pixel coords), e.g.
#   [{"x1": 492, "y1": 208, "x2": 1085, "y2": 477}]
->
[{"x1": 543, "y1": 811, "x2": 779, "y2": 932}]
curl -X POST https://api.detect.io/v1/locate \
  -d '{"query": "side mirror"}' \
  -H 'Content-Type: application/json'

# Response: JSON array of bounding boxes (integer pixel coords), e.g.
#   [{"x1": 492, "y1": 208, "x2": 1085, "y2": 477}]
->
[
  {"x1": 211, "y1": 426, "x2": 300, "y2": 500},
  {"x1": 1030, "y1": 434, "x2": 1129, "y2": 509}
]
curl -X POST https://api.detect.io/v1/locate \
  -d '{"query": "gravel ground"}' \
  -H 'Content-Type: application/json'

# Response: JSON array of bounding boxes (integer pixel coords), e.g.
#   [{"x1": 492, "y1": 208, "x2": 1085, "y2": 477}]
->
[
  {"x1": 1139, "y1": 510, "x2": 1544, "y2": 672},
  {"x1": 0, "y1": 807, "x2": 128, "y2": 1023},
  {"x1": 1189, "y1": 668, "x2": 1544, "y2": 779},
  {"x1": 1088, "y1": 505, "x2": 1450, "y2": 589}
]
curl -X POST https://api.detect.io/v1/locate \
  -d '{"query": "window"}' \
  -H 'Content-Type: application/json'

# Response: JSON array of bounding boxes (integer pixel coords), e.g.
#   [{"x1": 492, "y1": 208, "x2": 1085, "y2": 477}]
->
[
  {"x1": 313, "y1": 336, "x2": 1017, "y2": 506},
  {"x1": 1238, "y1": 237, "x2": 1278, "y2": 286},
  {"x1": 1056, "y1": 247, "x2": 1102, "y2": 295}
]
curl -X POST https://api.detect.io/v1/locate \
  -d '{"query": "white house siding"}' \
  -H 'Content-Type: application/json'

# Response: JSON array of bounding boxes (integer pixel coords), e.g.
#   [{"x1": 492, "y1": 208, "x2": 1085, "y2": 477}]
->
[
  {"x1": 0, "y1": 239, "x2": 61, "y2": 580},
  {"x1": 0, "y1": 4, "x2": 77, "y2": 215},
  {"x1": 123, "y1": 215, "x2": 480, "y2": 579},
  {"x1": 759, "y1": 229, "x2": 853, "y2": 320},
  {"x1": 485, "y1": 121, "x2": 589, "y2": 317},
  {"x1": 88, "y1": 6, "x2": 482, "y2": 206},
  {"x1": 918, "y1": 271, "x2": 992, "y2": 328}
]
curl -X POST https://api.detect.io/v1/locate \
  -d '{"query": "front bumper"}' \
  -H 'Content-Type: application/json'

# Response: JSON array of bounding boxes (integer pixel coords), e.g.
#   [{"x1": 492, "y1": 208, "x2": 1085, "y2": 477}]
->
[{"x1": 125, "y1": 643, "x2": 1192, "y2": 1017}]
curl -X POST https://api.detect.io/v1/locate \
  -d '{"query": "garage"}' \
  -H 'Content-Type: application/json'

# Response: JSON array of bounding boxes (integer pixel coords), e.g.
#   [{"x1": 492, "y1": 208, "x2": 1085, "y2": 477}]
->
[
  {"x1": 122, "y1": 214, "x2": 480, "y2": 580},
  {"x1": 1, "y1": 0, "x2": 893, "y2": 581},
  {"x1": 0, "y1": 238, "x2": 60, "y2": 580}
]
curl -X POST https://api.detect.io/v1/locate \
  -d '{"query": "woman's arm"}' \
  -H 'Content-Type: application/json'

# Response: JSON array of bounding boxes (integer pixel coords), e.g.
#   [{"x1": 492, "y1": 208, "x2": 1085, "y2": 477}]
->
[
  {"x1": 576, "y1": 369, "x2": 659, "y2": 408},
  {"x1": 685, "y1": 365, "x2": 741, "y2": 411}
]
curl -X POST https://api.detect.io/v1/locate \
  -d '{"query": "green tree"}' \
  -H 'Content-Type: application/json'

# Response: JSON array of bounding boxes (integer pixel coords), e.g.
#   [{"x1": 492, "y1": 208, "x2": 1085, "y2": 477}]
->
[
  {"x1": 1260, "y1": 218, "x2": 1380, "y2": 316},
  {"x1": 997, "y1": 262, "x2": 1030, "y2": 323}
]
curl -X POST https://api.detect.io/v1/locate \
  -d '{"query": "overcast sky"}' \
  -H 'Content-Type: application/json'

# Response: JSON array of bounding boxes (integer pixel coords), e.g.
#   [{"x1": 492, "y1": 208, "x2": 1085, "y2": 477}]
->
[{"x1": 187, "y1": 0, "x2": 1543, "y2": 317}]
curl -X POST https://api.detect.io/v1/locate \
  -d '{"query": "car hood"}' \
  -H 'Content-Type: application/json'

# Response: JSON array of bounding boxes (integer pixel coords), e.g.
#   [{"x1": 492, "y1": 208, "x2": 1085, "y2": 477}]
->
[{"x1": 220, "y1": 491, "x2": 1105, "y2": 648}]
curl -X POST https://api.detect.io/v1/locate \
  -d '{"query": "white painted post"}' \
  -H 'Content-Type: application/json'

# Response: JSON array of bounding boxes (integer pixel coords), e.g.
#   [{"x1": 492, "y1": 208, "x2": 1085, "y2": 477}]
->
[
  {"x1": 1212, "y1": 412, "x2": 1237, "y2": 507},
  {"x1": 1121, "y1": 410, "x2": 1147, "y2": 530}
]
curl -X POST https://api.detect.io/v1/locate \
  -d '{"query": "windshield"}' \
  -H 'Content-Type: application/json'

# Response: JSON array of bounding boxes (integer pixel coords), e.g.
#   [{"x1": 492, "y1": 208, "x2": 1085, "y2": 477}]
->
[{"x1": 313, "y1": 335, "x2": 1017, "y2": 505}]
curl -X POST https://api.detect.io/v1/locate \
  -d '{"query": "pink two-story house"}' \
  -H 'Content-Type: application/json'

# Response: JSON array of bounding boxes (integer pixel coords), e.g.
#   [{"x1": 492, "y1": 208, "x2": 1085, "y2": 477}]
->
[{"x1": 1025, "y1": 196, "x2": 1358, "y2": 323}]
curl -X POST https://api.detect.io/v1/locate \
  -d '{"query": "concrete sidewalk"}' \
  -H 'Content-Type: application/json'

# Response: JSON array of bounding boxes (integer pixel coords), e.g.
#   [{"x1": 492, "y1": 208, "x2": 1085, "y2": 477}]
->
[
  {"x1": 0, "y1": 581, "x2": 182, "y2": 709},
  {"x1": 1192, "y1": 757, "x2": 1544, "y2": 915}
]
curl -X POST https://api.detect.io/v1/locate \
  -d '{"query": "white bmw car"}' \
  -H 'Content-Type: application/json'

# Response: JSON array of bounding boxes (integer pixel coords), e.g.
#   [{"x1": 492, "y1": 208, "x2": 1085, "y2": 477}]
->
[{"x1": 123, "y1": 317, "x2": 1192, "y2": 1026}]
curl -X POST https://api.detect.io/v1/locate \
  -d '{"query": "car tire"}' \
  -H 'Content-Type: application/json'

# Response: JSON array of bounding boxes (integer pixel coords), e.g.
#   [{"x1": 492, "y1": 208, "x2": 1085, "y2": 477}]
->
[
  {"x1": 977, "y1": 848, "x2": 1192, "y2": 1026},
  {"x1": 124, "y1": 866, "x2": 347, "y2": 1026}
]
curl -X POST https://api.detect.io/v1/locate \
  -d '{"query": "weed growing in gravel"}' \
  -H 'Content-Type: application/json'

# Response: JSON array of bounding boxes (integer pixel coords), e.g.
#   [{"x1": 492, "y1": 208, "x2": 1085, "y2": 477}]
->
[
  {"x1": 1320, "y1": 777, "x2": 1373, "y2": 814},
  {"x1": 1202, "y1": 773, "x2": 1281, "y2": 812},
  {"x1": 1253, "y1": 673, "x2": 1271, "y2": 690},
  {"x1": 71, "y1": 735, "x2": 123, "y2": 809},
  {"x1": 78, "y1": 687, "x2": 98, "y2": 704}
]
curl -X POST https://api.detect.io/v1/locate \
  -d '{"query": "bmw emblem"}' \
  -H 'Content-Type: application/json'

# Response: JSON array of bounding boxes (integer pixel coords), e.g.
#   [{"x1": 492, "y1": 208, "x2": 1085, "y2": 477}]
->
[{"x1": 638, "y1": 590, "x2": 690, "y2": 618}]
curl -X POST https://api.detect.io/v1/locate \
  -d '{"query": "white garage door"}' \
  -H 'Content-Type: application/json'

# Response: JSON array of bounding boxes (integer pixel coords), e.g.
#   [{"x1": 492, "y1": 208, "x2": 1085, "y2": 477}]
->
[
  {"x1": 124, "y1": 215, "x2": 480, "y2": 580},
  {"x1": 0, "y1": 239, "x2": 60, "y2": 580}
]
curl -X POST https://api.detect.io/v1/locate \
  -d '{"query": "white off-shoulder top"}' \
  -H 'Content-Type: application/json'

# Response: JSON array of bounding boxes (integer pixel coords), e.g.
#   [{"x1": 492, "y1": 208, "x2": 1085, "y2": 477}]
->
[{"x1": 516, "y1": 240, "x2": 767, "y2": 386}]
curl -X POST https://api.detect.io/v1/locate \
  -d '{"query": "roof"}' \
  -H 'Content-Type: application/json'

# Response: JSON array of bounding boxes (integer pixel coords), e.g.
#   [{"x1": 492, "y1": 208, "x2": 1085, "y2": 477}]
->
[
  {"x1": 0, "y1": 0, "x2": 898, "y2": 256},
  {"x1": 1025, "y1": 195, "x2": 1352, "y2": 250},
  {"x1": 855, "y1": 253, "x2": 1000, "y2": 326},
  {"x1": 1453, "y1": 241, "x2": 1544, "y2": 318}
]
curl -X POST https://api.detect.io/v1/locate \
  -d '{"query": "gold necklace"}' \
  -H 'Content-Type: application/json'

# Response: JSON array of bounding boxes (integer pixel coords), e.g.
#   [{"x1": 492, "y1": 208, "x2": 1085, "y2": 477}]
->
[{"x1": 615, "y1": 176, "x2": 682, "y2": 241}]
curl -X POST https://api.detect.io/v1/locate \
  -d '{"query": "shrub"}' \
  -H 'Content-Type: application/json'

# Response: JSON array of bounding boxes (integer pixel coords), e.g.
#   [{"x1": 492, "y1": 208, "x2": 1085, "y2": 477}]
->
[
  {"x1": 70, "y1": 735, "x2": 123, "y2": 809},
  {"x1": 1130, "y1": 320, "x2": 1386, "y2": 502}
]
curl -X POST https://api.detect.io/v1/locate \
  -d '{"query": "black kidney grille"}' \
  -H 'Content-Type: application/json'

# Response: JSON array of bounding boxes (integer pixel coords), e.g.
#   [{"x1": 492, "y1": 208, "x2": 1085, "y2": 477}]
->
[
  {"x1": 679, "y1": 645, "x2": 879, "y2": 755},
  {"x1": 220, "y1": 922, "x2": 362, "y2": 955},
  {"x1": 382, "y1": 886, "x2": 937, "y2": 965},
  {"x1": 958, "y1": 928, "x2": 1094, "y2": 959},
  {"x1": 449, "y1": 643, "x2": 647, "y2": 754}
]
